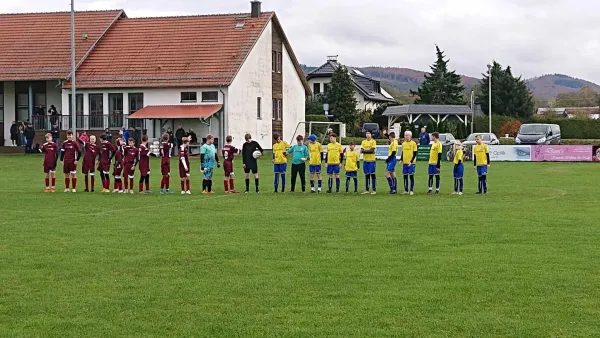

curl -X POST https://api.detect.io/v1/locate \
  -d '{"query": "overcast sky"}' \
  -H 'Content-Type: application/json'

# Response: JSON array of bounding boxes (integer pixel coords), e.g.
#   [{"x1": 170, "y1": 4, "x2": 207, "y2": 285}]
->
[{"x1": 3, "y1": 0, "x2": 600, "y2": 83}]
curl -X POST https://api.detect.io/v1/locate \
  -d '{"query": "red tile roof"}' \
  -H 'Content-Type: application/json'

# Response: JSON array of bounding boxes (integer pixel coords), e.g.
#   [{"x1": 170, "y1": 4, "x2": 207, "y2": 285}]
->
[
  {"x1": 0, "y1": 10, "x2": 124, "y2": 81},
  {"x1": 127, "y1": 104, "x2": 223, "y2": 119},
  {"x1": 70, "y1": 13, "x2": 272, "y2": 88}
]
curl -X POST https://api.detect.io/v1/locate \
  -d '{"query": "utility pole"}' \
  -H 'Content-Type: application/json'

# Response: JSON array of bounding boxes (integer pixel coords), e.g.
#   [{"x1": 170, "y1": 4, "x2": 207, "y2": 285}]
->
[
  {"x1": 488, "y1": 64, "x2": 492, "y2": 134},
  {"x1": 470, "y1": 90, "x2": 474, "y2": 134},
  {"x1": 70, "y1": 0, "x2": 77, "y2": 134}
]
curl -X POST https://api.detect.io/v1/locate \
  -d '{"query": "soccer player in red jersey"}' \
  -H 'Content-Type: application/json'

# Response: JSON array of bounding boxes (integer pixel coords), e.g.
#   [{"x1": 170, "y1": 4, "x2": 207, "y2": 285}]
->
[
  {"x1": 179, "y1": 136, "x2": 191, "y2": 195},
  {"x1": 60, "y1": 131, "x2": 81, "y2": 192},
  {"x1": 80, "y1": 135, "x2": 99, "y2": 192},
  {"x1": 222, "y1": 135, "x2": 239, "y2": 193},
  {"x1": 98, "y1": 134, "x2": 116, "y2": 193},
  {"x1": 138, "y1": 135, "x2": 151, "y2": 194},
  {"x1": 40, "y1": 133, "x2": 59, "y2": 192},
  {"x1": 112, "y1": 138, "x2": 125, "y2": 193},
  {"x1": 159, "y1": 133, "x2": 173, "y2": 194},
  {"x1": 123, "y1": 138, "x2": 139, "y2": 194}
]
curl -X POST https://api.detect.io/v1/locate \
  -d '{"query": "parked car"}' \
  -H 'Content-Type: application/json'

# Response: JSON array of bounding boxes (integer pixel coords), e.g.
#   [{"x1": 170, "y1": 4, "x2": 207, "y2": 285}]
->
[
  {"x1": 462, "y1": 133, "x2": 500, "y2": 146},
  {"x1": 361, "y1": 123, "x2": 381, "y2": 138},
  {"x1": 430, "y1": 133, "x2": 456, "y2": 146},
  {"x1": 515, "y1": 123, "x2": 561, "y2": 145}
]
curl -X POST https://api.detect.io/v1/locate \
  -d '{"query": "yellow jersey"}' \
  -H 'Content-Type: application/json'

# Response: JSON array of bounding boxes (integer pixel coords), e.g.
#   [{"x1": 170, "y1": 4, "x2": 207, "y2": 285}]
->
[
  {"x1": 388, "y1": 139, "x2": 398, "y2": 156},
  {"x1": 326, "y1": 142, "x2": 343, "y2": 164},
  {"x1": 308, "y1": 142, "x2": 323, "y2": 165},
  {"x1": 361, "y1": 139, "x2": 377, "y2": 162},
  {"x1": 473, "y1": 143, "x2": 489, "y2": 166},
  {"x1": 429, "y1": 141, "x2": 443, "y2": 164},
  {"x1": 345, "y1": 149, "x2": 359, "y2": 171},
  {"x1": 453, "y1": 149, "x2": 464, "y2": 165},
  {"x1": 401, "y1": 140, "x2": 417, "y2": 164},
  {"x1": 273, "y1": 141, "x2": 290, "y2": 164}
]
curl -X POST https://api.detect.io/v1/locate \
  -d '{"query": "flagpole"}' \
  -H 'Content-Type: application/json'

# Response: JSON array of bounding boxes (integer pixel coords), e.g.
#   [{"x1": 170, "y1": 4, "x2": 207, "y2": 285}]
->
[{"x1": 70, "y1": 0, "x2": 77, "y2": 134}]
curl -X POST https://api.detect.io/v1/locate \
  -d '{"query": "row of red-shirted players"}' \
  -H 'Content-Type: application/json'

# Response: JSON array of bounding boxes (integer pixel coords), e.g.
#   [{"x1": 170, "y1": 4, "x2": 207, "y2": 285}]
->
[{"x1": 39, "y1": 131, "x2": 195, "y2": 194}]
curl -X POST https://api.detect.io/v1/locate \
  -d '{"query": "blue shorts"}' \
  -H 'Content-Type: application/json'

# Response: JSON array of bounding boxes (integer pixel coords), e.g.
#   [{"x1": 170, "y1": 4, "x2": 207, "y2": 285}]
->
[
  {"x1": 453, "y1": 164, "x2": 464, "y2": 178},
  {"x1": 428, "y1": 164, "x2": 439, "y2": 175},
  {"x1": 363, "y1": 161, "x2": 376, "y2": 174},
  {"x1": 274, "y1": 163, "x2": 287, "y2": 173},
  {"x1": 402, "y1": 163, "x2": 415, "y2": 175},
  {"x1": 309, "y1": 164, "x2": 321, "y2": 174},
  {"x1": 385, "y1": 159, "x2": 397, "y2": 172},
  {"x1": 203, "y1": 167, "x2": 214, "y2": 179},
  {"x1": 345, "y1": 171, "x2": 357, "y2": 177},
  {"x1": 477, "y1": 165, "x2": 488, "y2": 176},
  {"x1": 327, "y1": 165, "x2": 340, "y2": 175}
]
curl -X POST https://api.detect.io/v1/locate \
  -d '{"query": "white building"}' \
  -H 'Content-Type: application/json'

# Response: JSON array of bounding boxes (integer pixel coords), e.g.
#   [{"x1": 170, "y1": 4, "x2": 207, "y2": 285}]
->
[
  {"x1": 1, "y1": 2, "x2": 310, "y2": 148},
  {"x1": 536, "y1": 107, "x2": 600, "y2": 119},
  {"x1": 305, "y1": 56, "x2": 395, "y2": 112}
]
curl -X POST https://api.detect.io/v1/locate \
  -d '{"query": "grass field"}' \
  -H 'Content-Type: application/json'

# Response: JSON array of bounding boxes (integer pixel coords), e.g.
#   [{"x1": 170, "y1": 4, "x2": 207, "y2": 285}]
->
[{"x1": 1, "y1": 154, "x2": 599, "y2": 337}]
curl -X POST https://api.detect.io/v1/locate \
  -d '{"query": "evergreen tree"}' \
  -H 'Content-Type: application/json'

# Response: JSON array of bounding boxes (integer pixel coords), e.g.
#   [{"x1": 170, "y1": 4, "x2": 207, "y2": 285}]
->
[
  {"x1": 478, "y1": 61, "x2": 535, "y2": 119},
  {"x1": 410, "y1": 45, "x2": 466, "y2": 105},
  {"x1": 328, "y1": 65, "x2": 358, "y2": 130}
]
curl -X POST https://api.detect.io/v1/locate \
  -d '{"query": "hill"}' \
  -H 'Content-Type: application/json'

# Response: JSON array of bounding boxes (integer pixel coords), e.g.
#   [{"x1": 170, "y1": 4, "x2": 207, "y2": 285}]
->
[{"x1": 301, "y1": 64, "x2": 600, "y2": 101}]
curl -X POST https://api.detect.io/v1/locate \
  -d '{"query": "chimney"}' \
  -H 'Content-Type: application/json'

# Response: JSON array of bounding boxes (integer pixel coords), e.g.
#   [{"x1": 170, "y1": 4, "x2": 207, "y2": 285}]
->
[{"x1": 251, "y1": 1, "x2": 261, "y2": 18}]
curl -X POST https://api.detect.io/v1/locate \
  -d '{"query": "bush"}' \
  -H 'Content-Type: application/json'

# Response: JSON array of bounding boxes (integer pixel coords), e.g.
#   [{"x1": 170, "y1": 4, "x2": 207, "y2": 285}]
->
[
  {"x1": 499, "y1": 138, "x2": 516, "y2": 145},
  {"x1": 498, "y1": 120, "x2": 522, "y2": 137},
  {"x1": 475, "y1": 115, "x2": 600, "y2": 139},
  {"x1": 561, "y1": 139, "x2": 600, "y2": 146}
]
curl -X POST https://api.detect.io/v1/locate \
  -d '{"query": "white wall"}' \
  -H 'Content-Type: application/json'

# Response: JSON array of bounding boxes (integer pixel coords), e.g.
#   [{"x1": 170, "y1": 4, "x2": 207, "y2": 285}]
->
[
  {"x1": 282, "y1": 43, "x2": 306, "y2": 142},
  {"x1": 2, "y1": 81, "x2": 16, "y2": 146},
  {"x1": 307, "y1": 78, "x2": 331, "y2": 96},
  {"x1": 308, "y1": 77, "x2": 380, "y2": 112},
  {"x1": 227, "y1": 21, "x2": 273, "y2": 149}
]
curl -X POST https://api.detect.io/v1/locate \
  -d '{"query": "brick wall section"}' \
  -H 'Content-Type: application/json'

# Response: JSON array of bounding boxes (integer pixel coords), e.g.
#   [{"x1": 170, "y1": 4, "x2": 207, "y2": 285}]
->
[{"x1": 271, "y1": 24, "x2": 283, "y2": 141}]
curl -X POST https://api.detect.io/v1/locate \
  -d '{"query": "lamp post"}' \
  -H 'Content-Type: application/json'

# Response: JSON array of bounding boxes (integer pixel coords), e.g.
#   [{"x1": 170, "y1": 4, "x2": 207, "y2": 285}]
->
[
  {"x1": 488, "y1": 64, "x2": 492, "y2": 134},
  {"x1": 70, "y1": 0, "x2": 77, "y2": 134}
]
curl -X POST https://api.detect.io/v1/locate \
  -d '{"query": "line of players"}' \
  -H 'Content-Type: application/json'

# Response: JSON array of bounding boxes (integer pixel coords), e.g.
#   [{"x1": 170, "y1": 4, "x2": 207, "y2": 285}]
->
[
  {"x1": 270, "y1": 131, "x2": 490, "y2": 195},
  {"x1": 39, "y1": 129, "x2": 490, "y2": 195}
]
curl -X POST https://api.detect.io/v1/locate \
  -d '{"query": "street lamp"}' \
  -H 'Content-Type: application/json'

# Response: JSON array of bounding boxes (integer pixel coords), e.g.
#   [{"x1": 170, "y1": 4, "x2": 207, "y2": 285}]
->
[{"x1": 488, "y1": 64, "x2": 492, "y2": 134}]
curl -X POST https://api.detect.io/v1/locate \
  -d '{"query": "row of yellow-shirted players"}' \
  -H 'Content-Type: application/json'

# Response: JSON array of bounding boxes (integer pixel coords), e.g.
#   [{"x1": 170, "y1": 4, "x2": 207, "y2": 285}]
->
[{"x1": 270, "y1": 131, "x2": 490, "y2": 195}]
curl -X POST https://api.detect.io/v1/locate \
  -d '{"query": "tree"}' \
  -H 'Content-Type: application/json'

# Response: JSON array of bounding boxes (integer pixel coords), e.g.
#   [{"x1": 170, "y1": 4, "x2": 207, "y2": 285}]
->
[
  {"x1": 328, "y1": 65, "x2": 358, "y2": 131},
  {"x1": 305, "y1": 94, "x2": 327, "y2": 116},
  {"x1": 554, "y1": 85, "x2": 599, "y2": 107},
  {"x1": 410, "y1": 45, "x2": 466, "y2": 105},
  {"x1": 477, "y1": 61, "x2": 535, "y2": 119}
]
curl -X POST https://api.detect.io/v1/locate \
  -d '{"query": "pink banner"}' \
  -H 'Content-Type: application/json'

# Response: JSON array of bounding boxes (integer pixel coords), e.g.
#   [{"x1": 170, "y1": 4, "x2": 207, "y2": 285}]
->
[{"x1": 532, "y1": 145, "x2": 593, "y2": 162}]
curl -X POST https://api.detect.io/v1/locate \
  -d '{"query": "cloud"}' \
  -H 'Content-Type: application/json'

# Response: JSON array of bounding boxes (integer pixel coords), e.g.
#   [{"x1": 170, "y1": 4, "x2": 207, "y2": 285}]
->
[{"x1": 3, "y1": 0, "x2": 600, "y2": 83}]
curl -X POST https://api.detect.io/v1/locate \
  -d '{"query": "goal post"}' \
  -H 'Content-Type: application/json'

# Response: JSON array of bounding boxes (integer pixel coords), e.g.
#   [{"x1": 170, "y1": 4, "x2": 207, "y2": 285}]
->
[{"x1": 289, "y1": 121, "x2": 345, "y2": 145}]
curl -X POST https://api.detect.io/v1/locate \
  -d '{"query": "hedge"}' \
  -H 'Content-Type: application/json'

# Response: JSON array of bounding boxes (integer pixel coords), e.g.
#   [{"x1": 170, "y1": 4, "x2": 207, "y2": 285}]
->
[{"x1": 473, "y1": 116, "x2": 600, "y2": 139}]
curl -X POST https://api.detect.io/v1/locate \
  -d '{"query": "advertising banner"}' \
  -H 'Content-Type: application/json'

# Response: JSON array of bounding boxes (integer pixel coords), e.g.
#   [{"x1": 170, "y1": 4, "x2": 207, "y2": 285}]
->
[
  {"x1": 488, "y1": 145, "x2": 531, "y2": 161},
  {"x1": 593, "y1": 146, "x2": 600, "y2": 162},
  {"x1": 417, "y1": 145, "x2": 431, "y2": 161},
  {"x1": 532, "y1": 145, "x2": 593, "y2": 162}
]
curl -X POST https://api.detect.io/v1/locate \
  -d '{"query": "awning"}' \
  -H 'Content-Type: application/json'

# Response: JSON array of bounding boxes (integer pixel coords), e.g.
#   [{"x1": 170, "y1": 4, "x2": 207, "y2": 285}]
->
[{"x1": 127, "y1": 104, "x2": 222, "y2": 119}]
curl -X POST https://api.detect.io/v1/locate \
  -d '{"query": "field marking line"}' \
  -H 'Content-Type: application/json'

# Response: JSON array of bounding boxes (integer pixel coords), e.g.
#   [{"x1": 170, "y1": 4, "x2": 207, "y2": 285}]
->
[{"x1": 539, "y1": 188, "x2": 568, "y2": 201}]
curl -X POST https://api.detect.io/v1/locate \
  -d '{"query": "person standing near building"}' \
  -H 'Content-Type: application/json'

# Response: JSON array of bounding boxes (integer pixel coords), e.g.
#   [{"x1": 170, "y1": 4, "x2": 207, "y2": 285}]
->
[
  {"x1": 103, "y1": 128, "x2": 112, "y2": 142},
  {"x1": 51, "y1": 124, "x2": 60, "y2": 144},
  {"x1": 10, "y1": 121, "x2": 19, "y2": 146},
  {"x1": 200, "y1": 134, "x2": 220, "y2": 194},
  {"x1": 175, "y1": 124, "x2": 186, "y2": 154},
  {"x1": 48, "y1": 104, "x2": 59, "y2": 126},
  {"x1": 287, "y1": 135, "x2": 309, "y2": 193},
  {"x1": 242, "y1": 133, "x2": 263, "y2": 193},
  {"x1": 24, "y1": 123, "x2": 35, "y2": 154},
  {"x1": 419, "y1": 127, "x2": 430, "y2": 146}
]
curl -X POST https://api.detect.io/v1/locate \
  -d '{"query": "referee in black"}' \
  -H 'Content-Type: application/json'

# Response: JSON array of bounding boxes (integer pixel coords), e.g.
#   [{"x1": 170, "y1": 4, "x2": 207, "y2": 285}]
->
[{"x1": 241, "y1": 133, "x2": 263, "y2": 193}]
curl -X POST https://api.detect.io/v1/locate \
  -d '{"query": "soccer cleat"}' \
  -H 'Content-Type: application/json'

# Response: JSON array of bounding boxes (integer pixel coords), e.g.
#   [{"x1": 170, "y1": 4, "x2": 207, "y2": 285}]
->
[
  {"x1": 475, "y1": 192, "x2": 482, "y2": 195},
  {"x1": 371, "y1": 191, "x2": 377, "y2": 195},
  {"x1": 427, "y1": 190, "x2": 432, "y2": 195},
  {"x1": 458, "y1": 192, "x2": 463, "y2": 195},
  {"x1": 186, "y1": 190, "x2": 192, "y2": 195},
  {"x1": 145, "y1": 190, "x2": 152, "y2": 194},
  {"x1": 129, "y1": 190, "x2": 134, "y2": 194},
  {"x1": 361, "y1": 191, "x2": 370, "y2": 195},
  {"x1": 409, "y1": 191, "x2": 414, "y2": 196},
  {"x1": 50, "y1": 188, "x2": 56, "y2": 193},
  {"x1": 202, "y1": 190, "x2": 208, "y2": 195},
  {"x1": 208, "y1": 191, "x2": 215, "y2": 194},
  {"x1": 91, "y1": 190, "x2": 95, "y2": 193},
  {"x1": 64, "y1": 189, "x2": 70, "y2": 193},
  {"x1": 166, "y1": 189, "x2": 173, "y2": 194},
  {"x1": 451, "y1": 191, "x2": 457, "y2": 195},
  {"x1": 160, "y1": 189, "x2": 164, "y2": 195},
  {"x1": 435, "y1": 191, "x2": 439, "y2": 195},
  {"x1": 84, "y1": 189, "x2": 89, "y2": 192},
  {"x1": 311, "y1": 188, "x2": 315, "y2": 193},
  {"x1": 230, "y1": 190, "x2": 240, "y2": 194},
  {"x1": 245, "y1": 190, "x2": 249, "y2": 194},
  {"x1": 118, "y1": 190, "x2": 124, "y2": 194},
  {"x1": 113, "y1": 189, "x2": 119, "y2": 193},
  {"x1": 124, "y1": 189, "x2": 129, "y2": 194},
  {"x1": 45, "y1": 188, "x2": 50, "y2": 193},
  {"x1": 181, "y1": 191, "x2": 186, "y2": 195},
  {"x1": 402, "y1": 191, "x2": 408, "y2": 195},
  {"x1": 72, "y1": 189, "x2": 77, "y2": 193},
  {"x1": 326, "y1": 190, "x2": 332, "y2": 194}
]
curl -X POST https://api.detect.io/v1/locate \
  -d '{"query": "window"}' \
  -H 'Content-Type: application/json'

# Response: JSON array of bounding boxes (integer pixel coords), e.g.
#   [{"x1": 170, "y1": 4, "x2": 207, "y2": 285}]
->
[
  {"x1": 89, "y1": 94, "x2": 104, "y2": 129},
  {"x1": 108, "y1": 93, "x2": 123, "y2": 128},
  {"x1": 181, "y1": 92, "x2": 197, "y2": 102},
  {"x1": 272, "y1": 51, "x2": 277, "y2": 72},
  {"x1": 68, "y1": 94, "x2": 84, "y2": 129},
  {"x1": 257, "y1": 97, "x2": 261, "y2": 119},
  {"x1": 324, "y1": 83, "x2": 330, "y2": 94},
  {"x1": 201, "y1": 91, "x2": 218, "y2": 102},
  {"x1": 272, "y1": 99, "x2": 276, "y2": 120},
  {"x1": 129, "y1": 93, "x2": 144, "y2": 129},
  {"x1": 277, "y1": 52, "x2": 282, "y2": 73},
  {"x1": 16, "y1": 93, "x2": 29, "y2": 122},
  {"x1": 313, "y1": 83, "x2": 321, "y2": 94},
  {"x1": 277, "y1": 99, "x2": 283, "y2": 120}
]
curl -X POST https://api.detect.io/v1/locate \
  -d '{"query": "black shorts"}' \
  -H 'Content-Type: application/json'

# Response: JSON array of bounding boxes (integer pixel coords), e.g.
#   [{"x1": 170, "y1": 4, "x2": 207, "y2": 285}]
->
[{"x1": 244, "y1": 164, "x2": 258, "y2": 174}]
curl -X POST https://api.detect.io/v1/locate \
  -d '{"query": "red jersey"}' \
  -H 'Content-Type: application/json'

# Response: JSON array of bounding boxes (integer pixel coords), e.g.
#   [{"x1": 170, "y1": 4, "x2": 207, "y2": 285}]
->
[
  {"x1": 99, "y1": 141, "x2": 116, "y2": 164},
  {"x1": 61, "y1": 140, "x2": 81, "y2": 163},
  {"x1": 124, "y1": 145, "x2": 139, "y2": 164},
  {"x1": 138, "y1": 144, "x2": 150, "y2": 174},
  {"x1": 160, "y1": 142, "x2": 172, "y2": 164},
  {"x1": 41, "y1": 142, "x2": 59, "y2": 167},
  {"x1": 222, "y1": 144, "x2": 239, "y2": 164},
  {"x1": 83, "y1": 143, "x2": 99, "y2": 165},
  {"x1": 179, "y1": 145, "x2": 189, "y2": 169}
]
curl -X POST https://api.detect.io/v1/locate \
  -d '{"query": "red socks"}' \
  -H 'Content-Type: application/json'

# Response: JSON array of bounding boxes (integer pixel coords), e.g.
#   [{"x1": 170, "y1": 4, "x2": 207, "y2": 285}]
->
[
  {"x1": 129, "y1": 178, "x2": 134, "y2": 190},
  {"x1": 51, "y1": 177, "x2": 55, "y2": 188},
  {"x1": 90, "y1": 176, "x2": 94, "y2": 190},
  {"x1": 139, "y1": 183, "x2": 143, "y2": 192},
  {"x1": 84, "y1": 175, "x2": 89, "y2": 190},
  {"x1": 224, "y1": 180, "x2": 229, "y2": 192},
  {"x1": 65, "y1": 177, "x2": 70, "y2": 189},
  {"x1": 45, "y1": 177, "x2": 49, "y2": 188},
  {"x1": 72, "y1": 177, "x2": 77, "y2": 189},
  {"x1": 229, "y1": 178, "x2": 235, "y2": 191},
  {"x1": 186, "y1": 180, "x2": 190, "y2": 191},
  {"x1": 145, "y1": 181, "x2": 150, "y2": 191},
  {"x1": 180, "y1": 180, "x2": 185, "y2": 191}
]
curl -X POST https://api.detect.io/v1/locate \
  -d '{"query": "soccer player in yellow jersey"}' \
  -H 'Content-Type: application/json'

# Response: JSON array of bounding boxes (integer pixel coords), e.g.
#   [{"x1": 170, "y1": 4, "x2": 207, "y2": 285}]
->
[
  {"x1": 272, "y1": 133, "x2": 290, "y2": 192},
  {"x1": 325, "y1": 133, "x2": 344, "y2": 193},
  {"x1": 473, "y1": 135, "x2": 490, "y2": 194},
  {"x1": 344, "y1": 142, "x2": 360, "y2": 193},
  {"x1": 307, "y1": 134, "x2": 323, "y2": 193},
  {"x1": 360, "y1": 131, "x2": 377, "y2": 194},
  {"x1": 427, "y1": 132, "x2": 443, "y2": 194},
  {"x1": 400, "y1": 130, "x2": 418, "y2": 195},
  {"x1": 385, "y1": 132, "x2": 399, "y2": 194},
  {"x1": 453, "y1": 141, "x2": 464, "y2": 195}
]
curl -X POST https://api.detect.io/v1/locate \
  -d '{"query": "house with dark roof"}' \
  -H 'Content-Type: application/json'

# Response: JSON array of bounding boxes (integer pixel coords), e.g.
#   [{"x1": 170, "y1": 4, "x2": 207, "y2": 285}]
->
[
  {"x1": 536, "y1": 106, "x2": 599, "y2": 119},
  {"x1": 305, "y1": 56, "x2": 395, "y2": 112},
  {"x1": 1, "y1": 1, "x2": 310, "y2": 147}
]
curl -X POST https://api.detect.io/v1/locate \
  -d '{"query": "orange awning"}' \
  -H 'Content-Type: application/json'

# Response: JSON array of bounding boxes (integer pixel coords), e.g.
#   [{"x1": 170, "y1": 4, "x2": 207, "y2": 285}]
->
[{"x1": 127, "y1": 104, "x2": 222, "y2": 119}]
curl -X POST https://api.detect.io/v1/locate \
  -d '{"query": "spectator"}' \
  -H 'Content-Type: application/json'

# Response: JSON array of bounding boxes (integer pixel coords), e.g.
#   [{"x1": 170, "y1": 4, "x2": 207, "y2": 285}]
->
[
  {"x1": 188, "y1": 129, "x2": 198, "y2": 144},
  {"x1": 79, "y1": 131, "x2": 89, "y2": 143},
  {"x1": 132, "y1": 127, "x2": 140, "y2": 146},
  {"x1": 48, "y1": 105, "x2": 59, "y2": 125},
  {"x1": 10, "y1": 121, "x2": 19, "y2": 146},
  {"x1": 50, "y1": 124, "x2": 60, "y2": 144},
  {"x1": 122, "y1": 127, "x2": 129, "y2": 143},
  {"x1": 104, "y1": 128, "x2": 112, "y2": 142},
  {"x1": 166, "y1": 127, "x2": 174, "y2": 155},
  {"x1": 175, "y1": 124, "x2": 186, "y2": 149},
  {"x1": 24, "y1": 123, "x2": 35, "y2": 154},
  {"x1": 19, "y1": 122, "x2": 25, "y2": 147},
  {"x1": 419, "y1": 127, "x2": 430, "y2": 145}
]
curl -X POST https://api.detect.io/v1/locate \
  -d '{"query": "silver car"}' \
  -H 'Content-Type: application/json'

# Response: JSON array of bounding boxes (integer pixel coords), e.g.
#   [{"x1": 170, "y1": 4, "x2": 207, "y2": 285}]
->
[{"x1": 462, "y1": 133, "x2": 500, "y2": 146}]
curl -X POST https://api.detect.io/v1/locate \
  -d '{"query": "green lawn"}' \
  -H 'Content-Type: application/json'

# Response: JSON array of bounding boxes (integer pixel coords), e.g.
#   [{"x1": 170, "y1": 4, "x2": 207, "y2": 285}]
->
[{"x1": 0, "y1": 155, "x2": 599, "y2": 337}]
